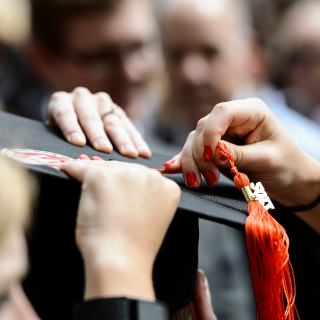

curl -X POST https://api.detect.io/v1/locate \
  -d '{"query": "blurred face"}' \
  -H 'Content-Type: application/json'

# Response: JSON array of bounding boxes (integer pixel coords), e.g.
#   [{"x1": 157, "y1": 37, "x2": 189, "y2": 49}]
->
[
  {"x1": 43, "y1": 0, "x2": 162, "y2": 117},
  {"x1": 163, "y1": 1, "x2": 251, "y2": 124},
  {"x1": 0, "y1": 230, "x2": 37, "y2": 320}
]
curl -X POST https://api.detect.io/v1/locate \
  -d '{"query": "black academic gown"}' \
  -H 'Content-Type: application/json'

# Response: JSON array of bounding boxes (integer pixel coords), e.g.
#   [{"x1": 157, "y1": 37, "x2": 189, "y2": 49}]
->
[{"x1": 73, "y1": 298, "x2": 168, "y2": 320}]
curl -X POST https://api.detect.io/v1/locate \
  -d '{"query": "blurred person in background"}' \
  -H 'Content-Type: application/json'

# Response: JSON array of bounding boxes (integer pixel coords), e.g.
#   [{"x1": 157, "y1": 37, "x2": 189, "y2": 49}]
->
[
  {"x1": 153, "y1": 0, "x2": 320, "y2": 318},
  {"x1": 0, "y1": 0, "x2": 152, "y2": 159},
  {"x1": 271, "y1": 0, "x2": 320, "y2": 125},
  {"x1": 154, "y1": 0, "x2": 320, "y2": 160},
  {"x1": 6, "y1": 0, "x2": 163, "y2": 137},
  {"x1": 155, "y1": 1, "x2": 258, "y2": 319},
  {"x1": 0, "y1": 0, "x2": 30, "y2": 110}
]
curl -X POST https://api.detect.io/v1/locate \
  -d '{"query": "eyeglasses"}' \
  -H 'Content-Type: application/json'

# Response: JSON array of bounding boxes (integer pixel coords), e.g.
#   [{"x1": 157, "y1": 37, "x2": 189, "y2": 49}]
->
[{"x1": 59, "y1": 39, "x2": 159, "y2": 76}]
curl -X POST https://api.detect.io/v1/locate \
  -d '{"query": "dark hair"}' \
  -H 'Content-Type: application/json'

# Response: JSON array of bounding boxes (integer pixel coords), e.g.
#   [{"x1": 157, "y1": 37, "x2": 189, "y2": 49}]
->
[{"x1": 31, "y1": 0, "x2": 119, "y2": 52}]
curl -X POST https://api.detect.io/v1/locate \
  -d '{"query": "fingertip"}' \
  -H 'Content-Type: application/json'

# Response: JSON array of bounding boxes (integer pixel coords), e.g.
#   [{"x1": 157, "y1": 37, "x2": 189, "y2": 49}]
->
[
  {"x1": 202, "y1": 170, "x2": 218, "y2": 188},
  {"x1": 119, "y1": 144, "x2": 139, "y2": 158},
  {"x1": 185, "y1": 171, "x2": 200, "y2": 189},
  {"x1": 60, "y1": 160, "x2": 87, "y2": 181},
  {"x1": 139, "y1": 149, "x2": 152, "y2": 158},
  {"x1": 137, "y1": 144, "x2": 152, "y2": 158},
  {"x1": 67, "y1": 132, "x2": 86, "y2": 146},
  {"x1": 203, "y1": 145, "x2": 214, "y2": 162},
  {"x1": 163, "y1": 155, "x2": 180, "y2": 169},
  {"x1": 93, "y1": 138, "x2": 113, "y2": 153}
]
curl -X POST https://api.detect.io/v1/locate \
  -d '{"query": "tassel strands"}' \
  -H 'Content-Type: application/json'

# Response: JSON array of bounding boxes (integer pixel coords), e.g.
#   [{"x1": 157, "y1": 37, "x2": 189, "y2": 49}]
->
[{"x1": 217, "y1": 142, "x2": 299, "y2": 320}]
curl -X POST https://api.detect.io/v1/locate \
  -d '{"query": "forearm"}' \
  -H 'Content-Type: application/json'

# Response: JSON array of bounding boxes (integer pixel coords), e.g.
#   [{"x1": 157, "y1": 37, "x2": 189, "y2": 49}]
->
[
  {"x1": 81, "y1": 246, "x2": 155, "y2": 301},
  {"x1": 289, "y1": 157, "x2": 320, "y2": 233},
  {"x1": 295, "y1": 205, "x2": 320, "y2": 234}
]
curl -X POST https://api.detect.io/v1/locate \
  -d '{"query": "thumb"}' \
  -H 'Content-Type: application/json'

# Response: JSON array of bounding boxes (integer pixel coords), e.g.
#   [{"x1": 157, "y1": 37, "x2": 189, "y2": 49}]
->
[
  {"x1": 191, "y1": 270, "x2": 217, "y2": 320},
  {"x1": 215, "y1": 140, "x2": 271, "y2": 173},
  {"x1": 60, "y1": 160, "x2": 90, "y2": 182}
]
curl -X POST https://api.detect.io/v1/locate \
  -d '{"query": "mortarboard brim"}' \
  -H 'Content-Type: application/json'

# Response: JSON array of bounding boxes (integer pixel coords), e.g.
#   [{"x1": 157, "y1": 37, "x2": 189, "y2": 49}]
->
[
  {"x1": 0, "y1": 111, "x2": 247, "y2": 228},
  {"x1": 0, "y1": 111, "x2": 248, "y2": 319}
]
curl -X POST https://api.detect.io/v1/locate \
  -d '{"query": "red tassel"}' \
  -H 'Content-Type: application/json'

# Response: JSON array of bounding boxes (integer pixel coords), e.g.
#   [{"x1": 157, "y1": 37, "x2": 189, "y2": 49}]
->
[{"x1": 217, "y1": 142, "x2": 299, "y2": 320}]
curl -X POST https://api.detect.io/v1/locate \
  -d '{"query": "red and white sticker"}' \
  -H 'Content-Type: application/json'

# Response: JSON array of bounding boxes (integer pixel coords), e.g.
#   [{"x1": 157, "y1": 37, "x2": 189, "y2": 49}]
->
[{"x1": 1, "y1": 148, "x2": 73, "y2": 169}]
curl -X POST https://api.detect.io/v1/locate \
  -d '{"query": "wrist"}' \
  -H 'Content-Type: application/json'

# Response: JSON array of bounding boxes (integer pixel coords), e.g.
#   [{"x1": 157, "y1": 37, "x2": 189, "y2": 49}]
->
[
  {"x1": 81, "y1": 245, "x2": 155, "y2": 302},
  {"x1": 294, "y1": 157, "x2": 320, "y2": 206},
  {"x1": 280, "y1": 156, "x2": 320, "y2": 207},
  {"x1": 295, "y1": 202, "x2": 320, "y2": 234}
]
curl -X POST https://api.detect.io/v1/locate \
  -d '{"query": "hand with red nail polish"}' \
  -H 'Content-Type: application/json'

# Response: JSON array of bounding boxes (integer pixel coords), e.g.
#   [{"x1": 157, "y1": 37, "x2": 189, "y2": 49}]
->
[
  {"x1": 79, "y1": 154, "x2": 91, "y2": 160},
  {"x1": 186, "y1": 172, "x2": 199, "y2": 189},
  {"x1": 172, "y1": 98, "x2": 320, "y2": 232},
  {"x1": 203, "y1": 145, "x2": 213, "y2": 162},
  {"x1": 91, "y1": 156, "x2": 103, "y2": 161}
]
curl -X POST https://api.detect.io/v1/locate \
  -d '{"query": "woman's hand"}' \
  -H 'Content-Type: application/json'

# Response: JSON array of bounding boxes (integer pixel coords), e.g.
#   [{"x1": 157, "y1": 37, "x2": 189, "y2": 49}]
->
[
  {"x1": 61, "y1": 160, "x2": 180, "y2": 300},
  {"x1": 165, "y1": 98, "x2": 320, "y2": 209},
  {"x1": 47, "y1": 87, "x2": 151, "y2": 158}
]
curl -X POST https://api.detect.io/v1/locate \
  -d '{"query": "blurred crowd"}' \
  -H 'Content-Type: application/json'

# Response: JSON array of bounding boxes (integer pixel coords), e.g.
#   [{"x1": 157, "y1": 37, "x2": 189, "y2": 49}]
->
[{"x1": 1, "y1": 0, "x2": 320, "y2": 319}]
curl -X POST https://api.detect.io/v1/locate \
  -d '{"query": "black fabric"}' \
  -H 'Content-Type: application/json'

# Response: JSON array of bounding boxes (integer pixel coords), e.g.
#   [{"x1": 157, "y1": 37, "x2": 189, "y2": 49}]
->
[
  {"x1": 0, "y1": 112, "x2": 319, "y2": 319},
  {"x1": 73, "y1": 298, "x2": 168, "y2": 320},
  {"x1": 273, "y1": 207, "x2": 320, "y2": 320},
  {"x1": 0, "y1": 111, "x2": 247, "y2": 229},
  {"x1": 0, "y1": 112, "x2": 246, "y2": 319}
]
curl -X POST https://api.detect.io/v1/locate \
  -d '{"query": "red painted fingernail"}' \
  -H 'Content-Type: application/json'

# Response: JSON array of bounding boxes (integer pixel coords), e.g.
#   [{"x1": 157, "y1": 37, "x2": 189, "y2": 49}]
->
[
  {"x1": 79, "y1": 154, "x2": 90, "y2": 160},
  {"x1": 163, "y1": 158, "x2": 176, "y2": 169},
  {"x1": 92, "y1": 156, "x2": 103, "y2": 160},
  {"x1": 203, "y1": 145, "x2": 213, "y2": 161},
  {"x1": 186, "y1": 172, "x2": 199, "y2": 188},
  {"x1": 202, "y1": 170, "x2": 217, "y2": 188},
  {"x1": 158, "y1": 167, "x2": 182, "y2": 174}
]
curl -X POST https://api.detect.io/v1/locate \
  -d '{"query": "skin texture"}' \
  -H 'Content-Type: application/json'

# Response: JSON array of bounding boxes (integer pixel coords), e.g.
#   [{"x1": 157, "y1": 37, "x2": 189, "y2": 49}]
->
[
  {"x1": 47, "y1": 87, "x2": 152, "y2": 158},
  {"x1": 0, "y1": 158, "x2": 39, "y2": 320},
  {"x1": 164, "y1": 98, "x2": 320, "y2": 232},
  {"x1": 32, "y1": 0, "x2": 162, "y2": 121},
  {"x1": 48, "y1": 87, "x2": 151, "y2": 158},
  {"x1": 162, "y1": 0, "x2": 253, "y2": 127},
  {"x1": 274, "y1": 0, "x2": 320, "y2": 107},
  {"x1": 190, "y1": 270, "x2": 217, "y2": 320},
  {"x1": 61, "y1": 160, "x2": 181, "y2": 301}
]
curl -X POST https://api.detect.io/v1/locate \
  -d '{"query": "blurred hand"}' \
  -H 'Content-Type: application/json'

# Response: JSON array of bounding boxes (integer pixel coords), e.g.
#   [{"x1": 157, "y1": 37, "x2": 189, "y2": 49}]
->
[
  {"x1": 165, "y1": 98, "x2": 320, "y2": 209},
  {"x1": 47, "y1": 87, "x2": 151, "y2": 158},
  {"x1": 61, "y1": 160, "x2": 180, "y2": 300},
  {"x1": 190, "y1": 270, "x2": 217, "y2": 320}
]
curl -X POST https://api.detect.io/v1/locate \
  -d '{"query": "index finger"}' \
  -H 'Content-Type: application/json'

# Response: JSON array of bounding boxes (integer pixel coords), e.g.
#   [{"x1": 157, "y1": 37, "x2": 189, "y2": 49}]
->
[
  {"x1": 47, "y1": 92, "x2": 86, "y2": 146},
  {"x1": 60, "y1": 160, "x2": 91, "y2": 182},
  {"x1": 201, "y1": 99, "x2": 270, "y2": 160}
]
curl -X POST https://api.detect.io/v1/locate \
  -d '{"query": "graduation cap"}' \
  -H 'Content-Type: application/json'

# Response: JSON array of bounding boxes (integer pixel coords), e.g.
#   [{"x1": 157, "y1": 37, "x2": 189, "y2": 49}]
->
[{"x1": 0, "y1": 111, "x2": 316, "y2": 319}]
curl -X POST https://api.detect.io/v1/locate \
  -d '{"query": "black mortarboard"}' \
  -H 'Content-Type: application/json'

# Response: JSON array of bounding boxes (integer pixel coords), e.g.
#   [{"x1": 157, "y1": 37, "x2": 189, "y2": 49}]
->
[
  {"x1": 0, "y1": 111, "x2": 248, "y2": 319},
  {"x1": 0, "y1": 112, "x2": 250, "y2": 318}
]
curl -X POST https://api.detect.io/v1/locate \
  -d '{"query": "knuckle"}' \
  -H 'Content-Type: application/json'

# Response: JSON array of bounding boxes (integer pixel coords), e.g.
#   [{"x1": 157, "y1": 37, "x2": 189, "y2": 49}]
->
[
  {"x1": 180, "y1": 152, "x2": 195, "y2": 169},
  {"x1": 103, "y1": 114, "x2": 122, "y2": 127},
  {"x1": 95, "y1": 92, "x2": 112, "y2": 103},
  {"x1": 73, "y1": 87, "x2": 90, "y2": 96},
  {"x1": 214, "y1": 102, "x2": 230, "y2": 114},
  {"x1": 50, "y1": 91, "x2": 68, "y2": 101},
  {"x1": 248, "y1": 97, "x2": 265, "y2": 106},
  {"x1": 52, "y1": 105, "x2": 69, "y2": 120},
  {"x1": 196, "y1": 117, "x2": 206, "y2": 130},
  {"x1": 111, "y1": 105, "x2": 126, "y2": 118},
  {"x1": 187, "y1": 130, "x2": 195, "y2": 140}
]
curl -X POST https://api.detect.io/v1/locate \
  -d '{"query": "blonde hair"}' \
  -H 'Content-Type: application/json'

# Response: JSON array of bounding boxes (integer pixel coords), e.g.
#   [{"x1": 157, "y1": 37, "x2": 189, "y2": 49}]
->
[
  {"x1": 0, "y1": 0, "x2": 31, "y2": 46},
  {"x1": 0, "y1": 156, "x2": 34, "y2": 245}
]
